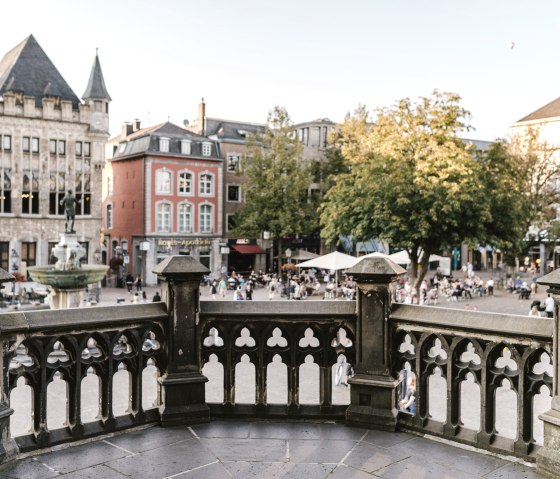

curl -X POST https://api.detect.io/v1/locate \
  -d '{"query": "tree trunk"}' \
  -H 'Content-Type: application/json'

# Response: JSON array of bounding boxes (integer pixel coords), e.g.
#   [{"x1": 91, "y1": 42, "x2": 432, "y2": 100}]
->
[{"x1": 277, "y1": 237, "x2": 283, "y2": 277}]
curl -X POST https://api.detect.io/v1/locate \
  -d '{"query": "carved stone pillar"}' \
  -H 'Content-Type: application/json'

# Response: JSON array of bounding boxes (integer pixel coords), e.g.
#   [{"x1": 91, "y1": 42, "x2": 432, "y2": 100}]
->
[
  {"x1": 152, "y1": 255, "x2": 210, "y2": 426},
  {"x1": 345, "y1": 257, "x2": 406, "y2": 431},
  {"x1": 536, "y1": 270, "x2": 560, "y2": 478}
]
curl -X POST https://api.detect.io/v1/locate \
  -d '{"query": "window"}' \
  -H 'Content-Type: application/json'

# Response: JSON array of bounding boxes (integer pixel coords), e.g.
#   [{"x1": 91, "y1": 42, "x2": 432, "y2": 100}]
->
[
  {"x1": 178, "y1": 171, "x2": 192, "y2": 194},
  {"x1": 75, "y1": 172, "x2": 91, "y2": 215},
  {"x1": 22, "y1": 171, "x2": 39, "y2": 214},
  {"x1": 199, "y1": 173, "x2": 213, "y2": 195},
  {"x1": 199, "y1": 250, "x2": 210, "y2": 269},
  {"x1": 21, "y1": 241, "x2": 36, "y2": 268},
  {"x1": 31, "y1": 137, "x2": 39, "y2": 153},
  {"x1": 106, "y1": 204, "x2": 113, "y2": 229},
  {"x1": 227, "y1": 185, "x2": 240, "y2": 202},
  {"x1": 107, "y1": 176, "x2": 113, "y2": 195},
  {"x1": 58, "y1": 140, "x2": 66, "y2": 155},
  {"x1": 118, "y1": 143, "x2": 126, "y2": 154},
  {"x1": 0, "y1": 169, "x2": 11, "y2": 213},
  {"x1": 199, "y1": 204, "x2": 213, "y2": 233},
  {"x1": 75, "y1": 141, "x2": 82, "y2": 156},
  {"x1": 22, "y1": 137, "x2": 30, "y2": 152},
  {"x1": 156, "y1": 169, "x2": 172, "y2": 194},
  {"x1": 178, "y1": 202, "x2": 192, "y2": 233},
  {"x1": 159, "y1": 137, "x2": 170, "y2": 153},
  {"x1": 202, "y1": 142, "x2": 212, "y2": 156},
  {"x1": 49, "y1": 172, "x2": 65, "y2": 215},
  {"x1": 2, "y1": 135, "x2": 11, "y2": 151},
  {"x1": 227, "y1": 154, "x2": 240, "y2": 172},
  {"x1": 84, "y1": 142, "x2": 91, "y2": 157},
  {"x1": 181, "y1": 140, "x2": 191, "y2": 155},
  {"x1": 49, "y1": 139, "x2": 57, "y2": 154},
  {"x1": 227, "y1": 213, "x2": 236, "y2": 232},
  {"x1": 156, "y1": 202, "x2": 171, "y2": 233},
  {"x1": 0, "y1": 242, "x2": 8, "y2": 271}
]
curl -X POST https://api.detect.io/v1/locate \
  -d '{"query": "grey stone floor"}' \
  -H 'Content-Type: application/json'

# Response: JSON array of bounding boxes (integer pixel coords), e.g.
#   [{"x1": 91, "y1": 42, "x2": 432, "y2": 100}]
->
[{"x1": 0, "y1": 419, "x2": 541, "y2": 478}]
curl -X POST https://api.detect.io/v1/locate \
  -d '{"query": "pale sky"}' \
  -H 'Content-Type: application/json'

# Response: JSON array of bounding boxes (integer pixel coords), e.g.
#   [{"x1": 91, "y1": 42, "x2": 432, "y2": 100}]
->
[{"x1": 1, "y1": 0, "x2": 559, "y2": 140}]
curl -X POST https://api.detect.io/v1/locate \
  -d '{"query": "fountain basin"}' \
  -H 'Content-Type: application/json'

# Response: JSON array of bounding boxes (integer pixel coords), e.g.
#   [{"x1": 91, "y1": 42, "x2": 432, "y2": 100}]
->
[{"x1": 28, "y1": 265, "x2": 109, "y2": 290}]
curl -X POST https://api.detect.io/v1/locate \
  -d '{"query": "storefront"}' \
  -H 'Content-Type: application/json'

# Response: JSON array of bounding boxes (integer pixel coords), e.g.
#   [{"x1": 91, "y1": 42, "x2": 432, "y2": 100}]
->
[{"x1": 139, "y1": 237, "x2": 223, "y2": 286}]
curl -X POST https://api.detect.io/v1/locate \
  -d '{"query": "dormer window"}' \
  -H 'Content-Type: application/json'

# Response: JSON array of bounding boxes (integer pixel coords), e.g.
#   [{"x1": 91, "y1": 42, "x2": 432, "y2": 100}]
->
[
  {"x1": 118, "y1": 143, "x2": 126, "y2": 154},
  {"x1": 159, "y1": 137, "x2": 170, "y2": 153},
  {"x1": 202, "y1": 142, "x2": 212, "y2": 156},
  {"x1": 181, "y1": 140, "x2": 192, "y2": 155}
]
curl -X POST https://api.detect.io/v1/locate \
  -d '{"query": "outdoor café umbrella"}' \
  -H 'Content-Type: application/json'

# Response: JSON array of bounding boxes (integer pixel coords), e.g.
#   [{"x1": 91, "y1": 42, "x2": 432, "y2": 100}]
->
[{"x1": 296, "y1": 251, "x2": 360, "y2": 285}]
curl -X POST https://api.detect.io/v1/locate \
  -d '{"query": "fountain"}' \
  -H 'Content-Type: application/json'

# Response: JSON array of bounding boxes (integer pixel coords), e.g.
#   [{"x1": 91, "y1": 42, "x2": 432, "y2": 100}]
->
[{"x1": 28, "y1": 234, "x2": 108, "y2": 309}]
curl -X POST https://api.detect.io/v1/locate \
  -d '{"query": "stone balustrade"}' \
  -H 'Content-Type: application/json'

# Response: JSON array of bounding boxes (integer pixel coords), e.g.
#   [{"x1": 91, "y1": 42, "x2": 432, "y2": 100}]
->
[{"x1": 0, "y1": 255, "x2": 555, "y2": 476}]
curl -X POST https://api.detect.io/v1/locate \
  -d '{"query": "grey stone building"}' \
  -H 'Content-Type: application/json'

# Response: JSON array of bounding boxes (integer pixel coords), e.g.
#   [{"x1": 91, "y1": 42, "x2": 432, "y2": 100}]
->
[{"x1": 0, "y1": 35, "x2": 110, "y2": 275}]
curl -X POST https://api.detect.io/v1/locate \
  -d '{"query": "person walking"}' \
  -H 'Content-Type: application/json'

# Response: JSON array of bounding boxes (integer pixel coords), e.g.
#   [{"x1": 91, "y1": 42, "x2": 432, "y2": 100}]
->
[
  {"x1": 545, "y1": 294, "x2": 555, "y2": 318},
  {"x1": 218, "y1": 278, "x2": 227, "y2": 298},
  {"x1": 210, "y1": 280, "x2": 217, "y2": 300},
  {"x1": 135, "y1": 275, "x2": 142, "y2": 292},
  {"x1": 125, "y1": 273, "x2": 134, "y2": 293}
]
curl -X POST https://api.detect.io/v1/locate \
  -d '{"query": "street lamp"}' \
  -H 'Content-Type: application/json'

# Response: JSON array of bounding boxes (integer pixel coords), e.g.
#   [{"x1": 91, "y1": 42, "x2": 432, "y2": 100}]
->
[{"x1": 285, "y1": 248, "x2": 292, "y2": 264}]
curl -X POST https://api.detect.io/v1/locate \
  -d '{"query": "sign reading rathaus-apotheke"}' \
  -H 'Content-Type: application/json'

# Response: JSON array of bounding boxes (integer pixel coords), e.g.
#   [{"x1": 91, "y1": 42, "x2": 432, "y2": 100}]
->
[{"x1": 158, "y1": 239, "x2": 213, "y2": 247}]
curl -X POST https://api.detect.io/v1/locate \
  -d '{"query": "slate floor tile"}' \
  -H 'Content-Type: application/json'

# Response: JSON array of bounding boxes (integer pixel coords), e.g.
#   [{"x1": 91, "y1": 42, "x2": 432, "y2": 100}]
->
[
  {"x1": 191, "y1": 420, "x2": 251, "y2": 439},
  {"x1": 201, "y1": 437, "x2": 287, "y2": 462},
  {"x1": 482, "y1": 462, "x2": 540, "y2": 478},
  {"x1": 376, "y1": 455, "x2": 481, "y2": 479},
  {"x1": 249, "y1": 421, "x2": 321, "y2": 440},
  {"x1": 170, "y1": 461, "x2": 231, "y2": 478},
  {"x1": 106, "y1": 437, "x2": 217, "y2": 479},
  {"x1": 52, "y1": 463, "x2": 131, "y2": 479},
  {"x1": 343, "y1": 441, "x2": 411, "y2": 474},
  {"x1": 223, "y1": 461, "x2": 335, "y2": 479},
  {"x1": 288, "y1": 439, "x2": 357, "y2": 464},
  {"x1": 391, "y1": 437, "x2": 508, "y2": 476},
  {"x1": 328, "y1": 464, "x2": 382, "y2": 478},
  {"x1": 0, "y1": 457, "x2": 61, "y2": 479},
  {"x1": 32, "y1": 440, "x2": 131, "y2": 474},
  {"x1": 106, "y1": 425, "x2": 194, "y2": 453}
]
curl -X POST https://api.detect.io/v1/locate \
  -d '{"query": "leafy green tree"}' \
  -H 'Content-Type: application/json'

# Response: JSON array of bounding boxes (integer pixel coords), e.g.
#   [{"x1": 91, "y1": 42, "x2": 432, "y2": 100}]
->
[
  {"x1": 233, "y1": 106, "x2": 317, "y2": 274},
  {"x1": 320, "y1": 91, "x2": 526, "y2": 290}
]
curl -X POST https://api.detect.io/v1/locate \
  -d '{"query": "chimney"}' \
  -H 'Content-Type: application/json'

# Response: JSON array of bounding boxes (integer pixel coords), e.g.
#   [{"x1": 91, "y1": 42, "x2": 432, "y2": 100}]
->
[
  {"x1": 133, "y1": 119, "x2": 141, "y2": 132},
  {"x1": 122, "y1": 122, "x2": 133, "y2": 138},
  {"x1": 198, "y1": 98, "x2": 206, "y2": 135}
]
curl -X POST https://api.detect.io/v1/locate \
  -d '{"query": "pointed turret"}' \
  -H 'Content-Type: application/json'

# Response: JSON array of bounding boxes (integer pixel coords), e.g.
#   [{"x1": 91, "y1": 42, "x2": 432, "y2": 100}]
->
[
  {"x1": 82, "y1": 49, "x2": 111, "y2": 134},
  {"x1": 82, "y1": 50, "x2": 111, "y2": 101},
  {"x1": 0, "y1": 34, "x2": 80, "y2": 108}
]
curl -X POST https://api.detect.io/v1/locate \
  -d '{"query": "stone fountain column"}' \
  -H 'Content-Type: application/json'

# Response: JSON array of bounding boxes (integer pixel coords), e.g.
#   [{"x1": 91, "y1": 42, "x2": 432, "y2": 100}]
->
[
  {"x1": 27, "y1": 233, "x2": 108, "y2": 310},
  {"x1": 536, "y1": 269, "x2": 560, "y2": 478}
]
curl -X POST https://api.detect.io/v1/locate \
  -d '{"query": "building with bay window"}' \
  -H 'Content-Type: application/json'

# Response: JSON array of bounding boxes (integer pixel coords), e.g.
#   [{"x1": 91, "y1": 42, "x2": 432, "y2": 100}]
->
[
  {"x1": 0, "y1": 35, "x2": 110, "y2": 275},
  {"x1": 103, "y1": 121, "x2": 223, "y2": 286}
]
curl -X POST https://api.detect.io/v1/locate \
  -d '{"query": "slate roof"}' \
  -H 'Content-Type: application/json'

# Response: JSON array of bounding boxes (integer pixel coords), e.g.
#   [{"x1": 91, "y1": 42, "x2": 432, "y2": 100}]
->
[
  {"x1": 82, "y1": 53, "x2": 111, "y2": 101},
  {"x1": 0, "y1": 34, "x2": 80, "y2": 109},
  {"x1": 111, "y1": 122, "x2": 221, "y2": 160},
  {"x1": 205, "y1": 118, "x2": 265, "y2": 142},
  {"x1": 517, "y1": 97, "x2": 560, "y2": 123}
]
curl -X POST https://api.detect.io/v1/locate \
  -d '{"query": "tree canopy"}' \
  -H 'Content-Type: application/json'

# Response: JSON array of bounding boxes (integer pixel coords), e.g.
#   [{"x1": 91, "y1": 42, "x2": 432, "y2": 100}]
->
[
  {"x1": 320, "y1": 91, "x2": 527, "y2": 287},
  {"x1": 232, "y1": 106, "x2": 317, "y2": 273}
]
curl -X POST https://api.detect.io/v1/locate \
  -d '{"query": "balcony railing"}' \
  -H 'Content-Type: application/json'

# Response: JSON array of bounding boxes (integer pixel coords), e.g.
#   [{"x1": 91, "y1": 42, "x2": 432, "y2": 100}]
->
[{"x1": 0, "y1": 255, "x2": 558, "y2": 477}]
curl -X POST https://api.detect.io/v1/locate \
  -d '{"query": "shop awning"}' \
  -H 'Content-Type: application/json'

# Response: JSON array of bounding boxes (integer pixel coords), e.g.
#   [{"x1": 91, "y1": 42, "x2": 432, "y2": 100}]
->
[{"x1": 231, "y1": 245, "x2": 266, "y2": 254}]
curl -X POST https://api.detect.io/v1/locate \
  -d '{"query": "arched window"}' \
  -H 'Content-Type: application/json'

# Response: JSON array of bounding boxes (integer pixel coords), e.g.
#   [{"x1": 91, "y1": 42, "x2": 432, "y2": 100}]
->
[
  {"x1": 106, "y1": 204, "x2": 113, "y2": 229},
  {"x1": 178, "y1": 202, "x2": 192, "y2": 233},
  {"x1": 178, "y1": 171, "x2": 193, "y2": 195},
  {"x1": 156, "y1": 202, "x2": 171, "y2": 232},
  {"x1": 199, "y1": 204, "x2": 213, "y2": 233},
  {"x1": 156, "y1": 169, "x2": 172, "y2": 195},
  {"x1": 199, "y1": 173, "x2": 213, "y2": 196}
]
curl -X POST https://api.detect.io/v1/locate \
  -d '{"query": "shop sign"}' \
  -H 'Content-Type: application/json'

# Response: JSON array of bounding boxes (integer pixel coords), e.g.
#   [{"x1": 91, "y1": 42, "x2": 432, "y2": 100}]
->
[{"x1": 157, "y1": 238, "x2": 212, "y2": 247}]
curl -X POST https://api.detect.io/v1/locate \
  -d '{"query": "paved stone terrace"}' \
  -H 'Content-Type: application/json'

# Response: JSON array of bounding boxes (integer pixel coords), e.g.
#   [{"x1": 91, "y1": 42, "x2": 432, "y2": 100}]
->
[{"x1": 0, "y1": 419, "x2": 540, "y2": 478}]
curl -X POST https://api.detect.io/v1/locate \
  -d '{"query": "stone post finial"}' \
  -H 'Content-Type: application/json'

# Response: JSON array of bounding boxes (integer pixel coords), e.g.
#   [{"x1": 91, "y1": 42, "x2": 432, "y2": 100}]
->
[
  {"x1": 152, "y1": 255, "x2": 210, "y2": 426},
  {"x1": 344, "y1": 257, "x2": 406, "y2": 431}
]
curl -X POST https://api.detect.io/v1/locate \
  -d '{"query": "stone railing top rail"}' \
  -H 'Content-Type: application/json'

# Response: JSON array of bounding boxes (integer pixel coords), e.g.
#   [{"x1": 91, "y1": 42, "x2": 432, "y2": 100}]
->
[
  {"x1": 0, "y1": 303, "x2": 167, "y2": 334},
  {"x1": 391, "y1": 304, "x2": 552, "y2": 342},
  {"x1": 200, "y1": 300, "x2": 356, "y2": 319}
]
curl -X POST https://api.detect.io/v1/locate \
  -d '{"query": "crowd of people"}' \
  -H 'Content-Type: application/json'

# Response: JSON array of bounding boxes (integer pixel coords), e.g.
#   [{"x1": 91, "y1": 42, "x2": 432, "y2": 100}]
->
[{"x1": 206, "y1": 269, "x2": 357, "y2": 301}]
